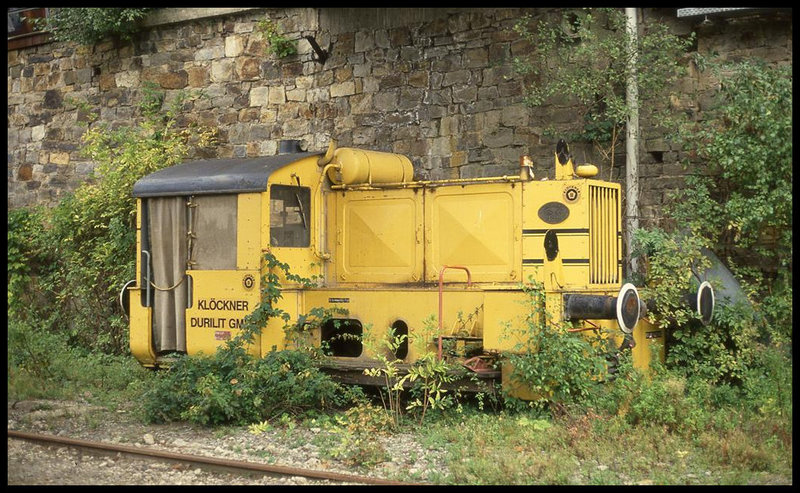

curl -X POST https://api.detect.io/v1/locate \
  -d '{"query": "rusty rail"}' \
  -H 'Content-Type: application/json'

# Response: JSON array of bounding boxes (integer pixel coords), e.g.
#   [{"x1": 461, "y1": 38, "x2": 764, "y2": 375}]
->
[{"x1": 8, "y1": 430, "x2": 418, "y2": 485}]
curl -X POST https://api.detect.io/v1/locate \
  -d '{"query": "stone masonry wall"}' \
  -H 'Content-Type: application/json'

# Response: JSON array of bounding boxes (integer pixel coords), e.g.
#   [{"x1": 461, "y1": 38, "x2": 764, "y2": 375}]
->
[{"x1": 7, "y1": 7, "x2": 793, "y2": 233}]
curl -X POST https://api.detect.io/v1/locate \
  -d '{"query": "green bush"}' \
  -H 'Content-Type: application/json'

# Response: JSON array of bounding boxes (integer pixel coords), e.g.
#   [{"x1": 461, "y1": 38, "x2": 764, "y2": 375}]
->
[
  {"x1": 634, "y1": 60, "x2": 792, "y2": 391},
  {"x1": 142, "y1": 349, "x2": 354, "y2": 426},
  {"x1": 257, "y1": 18, "x2": 298, "y2": 58},
  {"x1": 7, "y1": 207, "x2": 56, "y2": 323},
  {"x1": 6, "y1": 83, "x2": 216, "y2": 355},
  {"x1": 513, "y1": 8, "x2": 694, "y2": 162},
  {"x1": 140, "y1": 253, "x2": 359, "y2": 426},
  {"x1": 667, "y1": 59, "x2": 792, "y2": 342},
  {"x1": 8, "y1": 317, "x2": 152, "y2": 404},
  {"x1": 35, "y1": 8, "x2": 154, "y2": 44},
  {"x1": 502, "y1": 280, "x2": 613, "y2": 412}
]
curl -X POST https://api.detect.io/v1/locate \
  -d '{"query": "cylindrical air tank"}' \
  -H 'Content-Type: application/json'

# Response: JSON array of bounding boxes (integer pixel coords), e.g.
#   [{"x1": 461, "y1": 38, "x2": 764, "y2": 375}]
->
[{"x1": 326, "y1": 148, "x2": 414, "y2": 185}]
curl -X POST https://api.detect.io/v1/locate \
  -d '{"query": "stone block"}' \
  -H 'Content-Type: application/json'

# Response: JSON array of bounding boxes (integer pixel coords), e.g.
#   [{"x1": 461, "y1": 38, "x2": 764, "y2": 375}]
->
[
  {"x1": 31, "y1": 125, "x2": 46, "y2": 142},
  {"x1": 501, "y1": 105, "x2": 529, "y2": 127},
  {"x1": 463, "y1": 47, "x2": 488, "y2": 68},
  {"x1": 268, "y1": 86, "x2": 286, "y2": 105},
  {"x1": 442, "y1": 69, "x2": 471, "y2": 87},
  {"x1": 17, "y1": 164, "x2": 33, "y2": 181},
  {"x1": 482, "y1": 127, "x2": 513, "y2": 148},
  {"x1": 195, "y1": 46, "x2": 224, "y2": 61},
  {"x1": 439, "y1": 115, "x2": 459, "y2": 137},
  {"x1": 373, "y1": 90, "x2": 399, "y2": 112},
  {"x1": 160, "y1": 71, "x2": 188, "y2": 89},
  {"x1": 236, "y1": 58, "x2": 261, "y2": 80},
  {"x1": 211, "y1": 59, "x2": 234, "y2": 82},
  {"x1": 250, "y1": 87, "x2": 269, "y2": 106},
  {"x1": 225, "y1": 35, "x2": 245, "y2": 57},
  {"x1": 350, "y1": 93, "x2": 372, "y2": 114},
  {"x1": 187, "y1": 66, "x2": 210, "y2": 87},
  {"x1": 49, "y1": 152, "x2": 70, "y2": 165},
  {"x1": 355, "y1": 31, "x2": 374, "y2": 53},
  {"x1": 452, "y1": 85, "x2": 477, "y2": 104},
  {"x1": 330, "y1": 81, "x2": 355, "y2": 98},
  {"x1": 430, "y1": 136, "x2": 453, "y2": 156},
  {"x1": 286, "y1": 88, "x2": 307, "y2": 102},
  {"x1": 460, "y1": 163, "x2": 484, "y2": 179},
  {"x1": 449, "y1": 150, "x2": 468, "y2": 167}
]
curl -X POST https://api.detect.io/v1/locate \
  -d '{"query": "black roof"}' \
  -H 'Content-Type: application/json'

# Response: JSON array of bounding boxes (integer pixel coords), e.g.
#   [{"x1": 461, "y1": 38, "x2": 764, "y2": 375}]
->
[{"x1": 132, "y1": 152, "x2": 322, "y2": 197}]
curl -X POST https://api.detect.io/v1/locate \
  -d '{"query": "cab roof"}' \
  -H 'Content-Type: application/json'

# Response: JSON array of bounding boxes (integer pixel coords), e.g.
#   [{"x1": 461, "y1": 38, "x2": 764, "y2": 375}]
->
[{"x1": 132, "y1": 152, "x2": 321, "y2": 197}]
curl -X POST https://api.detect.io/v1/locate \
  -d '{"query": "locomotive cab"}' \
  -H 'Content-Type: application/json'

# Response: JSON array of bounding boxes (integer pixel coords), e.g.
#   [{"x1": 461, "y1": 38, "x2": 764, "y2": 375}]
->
[{"x1": 126, "y1": 150, "x2": 325, "y2": 365}]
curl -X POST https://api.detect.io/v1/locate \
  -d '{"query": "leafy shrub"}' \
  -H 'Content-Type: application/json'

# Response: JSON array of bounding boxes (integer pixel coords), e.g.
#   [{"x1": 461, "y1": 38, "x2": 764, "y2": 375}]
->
[
  {"x1": 141, "y1": 254, "x2": 359, "y2": 426},
  {"x1": 8, "y1": 316, "x2": 152, "y2": 404},
  {"x1": 513, "y1": 8, "x2": 694, "y2": 162},
  {"x1": 257, "y1": 18, "x2": 298, "y2": 58},
  {"x1": 7, "y1": 82, "x2": 216, "y2": 355},
  {"x1": 7, "y1": 207, "x2": 56, "y2": 323},
  {"x1": 634, "y1": 60, "x2": 791, "y2": 390},
  {"x1": 143, "y1": 349, "x2": 352, "y2": 426},
  {"x1": 502, "y1": 280, "x2": 613, "y2": 412},
  {"x1": 666, "y1": 59, "x2": 792, "y2": 341},
  {"x1": 35, "y1": 8, "x2": 153, "y2": 44}
]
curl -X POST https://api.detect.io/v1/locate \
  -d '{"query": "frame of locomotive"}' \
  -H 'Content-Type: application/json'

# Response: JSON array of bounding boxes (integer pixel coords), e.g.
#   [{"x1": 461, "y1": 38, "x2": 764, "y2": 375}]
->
[{"x1": 124, "y1": 139, "x2": 714, "y2": 398}]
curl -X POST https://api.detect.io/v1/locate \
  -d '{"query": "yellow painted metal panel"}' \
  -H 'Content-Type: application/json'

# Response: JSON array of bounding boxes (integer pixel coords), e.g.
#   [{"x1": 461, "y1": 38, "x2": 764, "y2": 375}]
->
[
  {"x1": 632, "y1": 318, "x2": 666, "y2": 370},
  {"x1": 129, "y1": 199, "x2": 156, "y2": 365},
  {"x1": 588, "y1": 184, "x2": 621, "y2": 285},
  {"x1": 185, "y1": 270, "x2": 261, "y2": 357},
  {"x1": 261, "y1": 290, "x2": 300, "y2": 354},
  {"x1": 237, "y1": 193, "x2": 261, "y2": 270},
  {"x1": 335, "y1": 189, "x2": 423, "y2": 283},
  {"x1": 482, "y1": 290, "x2": 531, "y2": 351},
  {"x1": 303, "y1": 288, "x2": 485, "y2": 362},
  {"x1": 425, "y1": 184, "x2": 521, "y2": 283},
  {"x1": 129, "y1": 291, "x2": 155, "y2": 365}
]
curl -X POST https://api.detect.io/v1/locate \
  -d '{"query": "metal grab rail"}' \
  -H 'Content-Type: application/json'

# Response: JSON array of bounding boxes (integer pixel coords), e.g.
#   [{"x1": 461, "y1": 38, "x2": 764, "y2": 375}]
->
[{"x1": 437, "y1": 265, "x2": 472, "y2": 361}]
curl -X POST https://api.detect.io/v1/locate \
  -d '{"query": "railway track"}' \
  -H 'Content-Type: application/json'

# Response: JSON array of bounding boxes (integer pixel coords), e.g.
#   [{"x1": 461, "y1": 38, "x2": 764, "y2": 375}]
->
[{"x1": 8, "y1": 430, "x2": 419, "y2": 485}]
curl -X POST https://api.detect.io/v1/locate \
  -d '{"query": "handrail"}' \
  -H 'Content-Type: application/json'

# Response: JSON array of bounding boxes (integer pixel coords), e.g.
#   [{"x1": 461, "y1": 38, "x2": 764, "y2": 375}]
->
[
  {"x1": 437, "y1": 265, "x2": 472, "y2": 361},
  {"x1": 142, "y1": 250, "x2": 152, "y2": 307}
]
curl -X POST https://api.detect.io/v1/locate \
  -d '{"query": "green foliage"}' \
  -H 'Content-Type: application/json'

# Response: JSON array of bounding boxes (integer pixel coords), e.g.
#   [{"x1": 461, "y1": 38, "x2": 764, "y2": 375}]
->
[
  {"x1": 513, "y1": 8, "x2": 694, "y2": 161},
  {"x1": 666, "y1": 59, "x2": 792, "y2": 342},
  {"x1": 670, "y1": 60, "x2": 792, "y2": 256},
  {"x1": 35, "y1": 8, "x2": 154, "y2": 44},
  {"x1": 363, "y1": 327, "x2": 408, "y2": 428},
  {"x1": 634, "y1": 60, "x2": 792, "y2": 388},
  {"x1": 257, "y1": 18, "x2": 298, "y2": 58},
  {"x1": 632, "y1": 227, "x2": 771, "y2": 385},
  {"x1": 322, "y1": 402, "x2": 394, "y2": 467},
  {"x1": 140, "y1": 253, "x2": 359, "y2": 426},
  {"x1": 8, "y1": 316, "x2": 152, "y2": 404},
  {"x1": 7, "y1": 83, "x2": 216, "y2": 354},
  {"x1": 740, "y1": 343, "x2": 792, "y2": 420},
  {"x1": 631, "y1": 228, "x2": 711, "y2": 329},
  {"x1": 7, "y1": 207, "x2": 56, "y2": 322},
  {"x1": 502, "y1": 279, "x2": 613, "y2": 412},
  {"x1": 404, "y1": 350, "x2": 458, "y2": 423},
  {"x1": 586, "y1": 345, "x2": 791, "y2": 447},
  {"x1": 143, "y1": 349, "x2": 351, "y2": 426},
  {"x1": 363, "y1": 319, "x2": 462, "y2": 427}
]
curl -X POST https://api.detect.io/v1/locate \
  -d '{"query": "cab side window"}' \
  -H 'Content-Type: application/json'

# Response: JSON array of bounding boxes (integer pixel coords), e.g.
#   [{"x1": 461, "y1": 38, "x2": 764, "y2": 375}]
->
[{"x1": 269, "y1": 184, "x2": 310, "y2": 247}]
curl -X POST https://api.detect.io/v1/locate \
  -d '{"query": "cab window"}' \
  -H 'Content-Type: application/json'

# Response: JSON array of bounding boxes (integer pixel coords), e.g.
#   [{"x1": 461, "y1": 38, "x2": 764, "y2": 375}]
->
[{"x1": 270, "y1": 184, "x2": 310, "y2": 247}]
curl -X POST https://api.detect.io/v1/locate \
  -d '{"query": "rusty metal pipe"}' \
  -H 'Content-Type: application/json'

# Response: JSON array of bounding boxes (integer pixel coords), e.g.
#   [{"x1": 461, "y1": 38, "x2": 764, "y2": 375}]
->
[{"x1": 438, "y1": 265, "x2": 472, "y2": 361}]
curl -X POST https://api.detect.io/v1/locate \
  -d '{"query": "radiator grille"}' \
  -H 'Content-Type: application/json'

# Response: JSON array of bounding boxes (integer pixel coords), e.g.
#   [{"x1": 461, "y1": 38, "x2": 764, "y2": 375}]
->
[{"x1": 589, "y1": 185, "x2": 620, "y2": 284}]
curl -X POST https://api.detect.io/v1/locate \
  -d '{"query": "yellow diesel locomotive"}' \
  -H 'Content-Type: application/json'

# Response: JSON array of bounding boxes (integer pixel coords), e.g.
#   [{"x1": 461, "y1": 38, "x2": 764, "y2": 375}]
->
[{"x1": 123, "y1": 139, "x2": 714, "y2": 397}]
